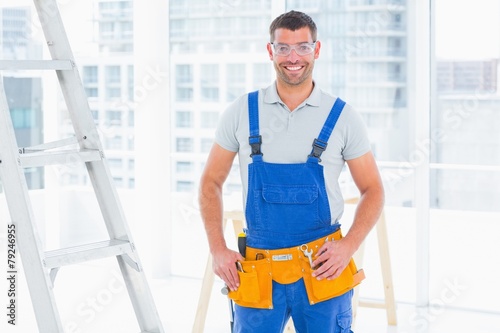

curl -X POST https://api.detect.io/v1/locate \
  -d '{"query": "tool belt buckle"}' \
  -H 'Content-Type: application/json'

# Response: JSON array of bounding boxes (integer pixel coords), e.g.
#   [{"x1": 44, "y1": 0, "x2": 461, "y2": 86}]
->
[{"x1": 271, "y1": 254, "x2": 292, "y2": 261}]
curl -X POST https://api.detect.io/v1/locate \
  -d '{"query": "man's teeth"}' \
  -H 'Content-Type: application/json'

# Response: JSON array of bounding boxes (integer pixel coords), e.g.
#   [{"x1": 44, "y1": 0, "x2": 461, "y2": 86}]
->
[{"x1": 286, "y1": 66, "x2": 302, "y2": 70}]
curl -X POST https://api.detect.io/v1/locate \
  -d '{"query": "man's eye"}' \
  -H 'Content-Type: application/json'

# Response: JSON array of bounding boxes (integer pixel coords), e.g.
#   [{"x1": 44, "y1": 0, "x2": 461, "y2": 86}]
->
[
  {"x1": 277, "y1": 45, "x2": 289, "y2": 52},
  {"x1": 299, "y1": 44, "x2": 312, "y2": 51}
]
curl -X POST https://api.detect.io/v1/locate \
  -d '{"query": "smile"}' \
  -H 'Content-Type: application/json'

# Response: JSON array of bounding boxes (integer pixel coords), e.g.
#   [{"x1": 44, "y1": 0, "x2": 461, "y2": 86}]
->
[{"x1": 285, "y1": 66, "x2": 303, "y2": 71}]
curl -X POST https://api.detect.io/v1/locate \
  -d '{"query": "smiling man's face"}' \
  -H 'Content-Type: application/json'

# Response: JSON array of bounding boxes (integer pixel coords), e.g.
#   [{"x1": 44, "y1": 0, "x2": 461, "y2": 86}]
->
[{"x1": 267, "y1": 27, "x2": 321, "y2": 88}]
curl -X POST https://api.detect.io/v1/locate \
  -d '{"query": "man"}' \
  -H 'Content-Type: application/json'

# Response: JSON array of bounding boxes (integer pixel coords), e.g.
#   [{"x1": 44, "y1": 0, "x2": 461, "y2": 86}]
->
[{"x1": 199, "y1": 10, "x2": 384, "y2": 332}]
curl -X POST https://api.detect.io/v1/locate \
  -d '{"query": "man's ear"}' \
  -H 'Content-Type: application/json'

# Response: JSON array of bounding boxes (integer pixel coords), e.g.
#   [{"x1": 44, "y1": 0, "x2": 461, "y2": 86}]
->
[
  {"x1": 267, "y1": 43, "x2": 274, "y2": 61},
  {"x1": 314, "y1": 40, "x2": 321, "y2": 59}
]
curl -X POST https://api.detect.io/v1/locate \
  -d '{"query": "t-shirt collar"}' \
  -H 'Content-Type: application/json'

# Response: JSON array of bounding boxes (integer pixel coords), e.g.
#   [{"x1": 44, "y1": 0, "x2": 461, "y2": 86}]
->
[{"x1": 264, "y1": 81, "x2": 321, "y2": 108}]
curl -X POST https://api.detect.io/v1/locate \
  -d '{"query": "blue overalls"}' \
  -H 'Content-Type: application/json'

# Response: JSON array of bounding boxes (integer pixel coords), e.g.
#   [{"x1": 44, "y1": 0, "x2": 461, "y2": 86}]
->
[{"x1": 234, "y1": 91, "x2": 354, "y2": 333}]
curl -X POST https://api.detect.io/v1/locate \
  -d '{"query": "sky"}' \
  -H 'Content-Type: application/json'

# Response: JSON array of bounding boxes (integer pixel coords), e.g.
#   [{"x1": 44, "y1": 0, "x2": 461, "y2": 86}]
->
[{"x1": 434, "y1": 0, "x2": 500, "y2": 59}]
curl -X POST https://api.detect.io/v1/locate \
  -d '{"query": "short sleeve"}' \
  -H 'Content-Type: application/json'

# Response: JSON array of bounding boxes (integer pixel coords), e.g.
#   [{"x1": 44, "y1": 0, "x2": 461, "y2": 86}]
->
[
  {"x1": 214, "y1": 95, "x2": 246, "y2": 153},
  {"x1": 341, "y1": 105, "x2": 371, "y2": 161}
]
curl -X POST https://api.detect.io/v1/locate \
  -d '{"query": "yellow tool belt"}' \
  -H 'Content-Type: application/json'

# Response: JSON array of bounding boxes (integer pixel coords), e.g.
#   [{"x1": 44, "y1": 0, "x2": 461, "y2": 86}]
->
[{"x1": 228, "y1": 229, "x2": 365, "y2": 309}]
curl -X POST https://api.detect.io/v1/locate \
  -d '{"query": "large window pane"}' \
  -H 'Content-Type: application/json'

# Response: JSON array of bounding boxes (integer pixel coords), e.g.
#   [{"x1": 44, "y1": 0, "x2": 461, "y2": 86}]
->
[
  {"x1": 433, "y1": 0, "x2": 500, "y2": 211},
  {"x1": 431, "y1": 0, "x2": 500, "y2": 315}
]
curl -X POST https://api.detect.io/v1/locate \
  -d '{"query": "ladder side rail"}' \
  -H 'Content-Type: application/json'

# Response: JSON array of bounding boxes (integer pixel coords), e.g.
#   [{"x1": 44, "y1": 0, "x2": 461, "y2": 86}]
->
[
  {"x1": 33, "y1": 2, "x2": 165, "y2": 331},
  {"x1": 33, "y1": 0, "x2": 102, "y2": 152},
  {"x1": 33, "y1": 0, "x2": 132, "y2": 241},
  {"x1": 0, "y1": 77, "x2": 64, "y2": 332},
  {"x1": 117, "y1": 259, "x2": 166, "y2": 332}
]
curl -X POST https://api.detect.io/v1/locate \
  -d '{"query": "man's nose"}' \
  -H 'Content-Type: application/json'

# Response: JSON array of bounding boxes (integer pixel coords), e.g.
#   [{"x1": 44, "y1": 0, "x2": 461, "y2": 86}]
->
[{"x1": 287, "y1": 49, "x2": 301, "y2": 62}]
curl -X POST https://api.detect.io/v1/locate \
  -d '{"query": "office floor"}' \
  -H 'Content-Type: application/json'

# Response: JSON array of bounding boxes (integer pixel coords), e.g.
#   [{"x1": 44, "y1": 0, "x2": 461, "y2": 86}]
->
[
  {"x1": 1, "y1": 261, "x2": 499, "y2": 333},
  {"x1": 157, "y1": 276, "x2": 500, "y2": 333}
]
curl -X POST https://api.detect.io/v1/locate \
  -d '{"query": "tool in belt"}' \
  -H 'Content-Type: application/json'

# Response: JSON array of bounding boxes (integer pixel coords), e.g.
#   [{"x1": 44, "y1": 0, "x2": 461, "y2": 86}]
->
[{"x1": 227, "y1": 229, "x2": 365, "y2": 309}]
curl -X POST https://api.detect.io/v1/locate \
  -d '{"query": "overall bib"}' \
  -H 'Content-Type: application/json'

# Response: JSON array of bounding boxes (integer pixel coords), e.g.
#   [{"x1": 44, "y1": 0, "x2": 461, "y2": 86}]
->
[
  {"x1": 233, "y1": 91, "x2": 355, "y2": 333},
  {"x1": 245, "y1": 90, "x2": 344, "y2": 249}
]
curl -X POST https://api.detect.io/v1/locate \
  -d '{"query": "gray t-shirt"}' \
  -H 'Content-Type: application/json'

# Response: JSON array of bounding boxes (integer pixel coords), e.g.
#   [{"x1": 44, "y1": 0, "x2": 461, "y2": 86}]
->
[{"x1": 215, "y1": 82, "x2": 371, "y2": 223}]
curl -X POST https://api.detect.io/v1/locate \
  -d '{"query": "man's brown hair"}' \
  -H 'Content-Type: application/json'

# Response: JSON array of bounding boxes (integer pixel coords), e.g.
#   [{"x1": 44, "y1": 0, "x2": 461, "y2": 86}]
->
[{"x1": 269, "y1": 10, "x2": 317, "y2": 43}]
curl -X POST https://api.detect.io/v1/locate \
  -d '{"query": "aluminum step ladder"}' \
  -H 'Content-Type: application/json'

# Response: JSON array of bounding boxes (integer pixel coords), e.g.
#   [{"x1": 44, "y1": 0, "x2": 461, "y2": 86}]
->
[{"x1": 0, "y1": 0, "x2": 164, "y2": 332}]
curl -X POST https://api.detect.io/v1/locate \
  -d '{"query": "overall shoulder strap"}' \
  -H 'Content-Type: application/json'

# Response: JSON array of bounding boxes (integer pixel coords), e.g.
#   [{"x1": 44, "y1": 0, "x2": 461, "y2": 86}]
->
[
  {"x1": 247, "y1": 91, "x2": 262, "y2": 158},
  {"x1": 308, "y1": 97, "x2": 346, "y2": 162}
]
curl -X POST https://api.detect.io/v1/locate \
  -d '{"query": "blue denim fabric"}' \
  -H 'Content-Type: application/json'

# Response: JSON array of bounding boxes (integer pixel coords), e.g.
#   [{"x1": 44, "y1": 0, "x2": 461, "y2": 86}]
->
[
  {"x1": 239, "y1": 92, "x2": 349, "y2": 330},
  {"x1": 244, "y1": 91, "x2": 346, "y2": 249},
  {"x1": 233, "y1": 279, "x2": 354, "y2": 333},
  {"x1": 245, "y1": 155, "x2": 340, "y2": 249}
]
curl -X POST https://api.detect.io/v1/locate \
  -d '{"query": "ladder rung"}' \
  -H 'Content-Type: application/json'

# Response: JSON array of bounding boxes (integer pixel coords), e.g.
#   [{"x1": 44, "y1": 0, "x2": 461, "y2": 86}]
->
[
  {"x1": 19, "y1": 149, "x2": 102, "y2": 167},
  {"x1": 44, "y1": 239, "x2": 133, "y2": 269},
  {"x1": 23, "y1": 136, "x2": 78, "y2": 152},
  {"x1": 0, "y1": 60, "x2": 74, "y2": 70},
  {"x1": 358, "y1": 300, "x2": 388, "y2": 309}
]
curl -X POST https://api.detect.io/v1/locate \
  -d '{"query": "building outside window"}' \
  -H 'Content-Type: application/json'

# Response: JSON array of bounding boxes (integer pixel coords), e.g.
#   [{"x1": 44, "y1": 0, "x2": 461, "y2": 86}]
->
[
  {"x1": 200, "y1": 64, "x2": 219, "y2": 102},
  {"x1": 176, "y1": 111, "x2": 192, "y2": 128}
]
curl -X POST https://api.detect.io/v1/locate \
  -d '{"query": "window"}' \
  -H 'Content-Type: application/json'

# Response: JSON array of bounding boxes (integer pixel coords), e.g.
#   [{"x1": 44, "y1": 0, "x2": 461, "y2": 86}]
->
[
  {"x1": 176, "y1": 111, "x2": 192, "y2": 128},
  {"x1": 128, "y1": 111, "x2": 134, "y2": 127},
  {"x1": 176, "y1": 138, "x2": 193, "y2": 152},
  {"x1": 176, "y1": 65, "x2": 193, "y2": 101},
  {"x1": 10, "y1": 108, "x2": 36, "y2": 128},
  {"x1": 176, "y1": 161, "x2": 193, "y2": 173},
  {"x1": 106, "y1": 66, "x2": 121, "y2": 84},
  {"x1": 108, "y1": 158, "x2": 123, "y2": 169},
  {"x1": 170, "y1": 19, "x2": 185, "y2": 37},
  {"x1": 201, "y1": 64, "x2": 219, "y2": 101},
  {"x1": 127, "y1": 135, "x2": 134, "y2": 150},
  {"x1": 176, "y1": 181, "x2": 194, "y2": 192},
  {"x1": 176, "y1": 64, "x2": 192, "y2": 84},
  {"x1": 83, "y1": 66, "x2": 98, "y2": 84},
  {"x1": 105, "y1": 136, "x2": 122, "y2": 150},
  {"x1": 429, "y1": 0, "x2": 500, "y2": 314},
  {"x1": 128, "y1": 65, "x2": 134, "y2": 101},
  {"x1": 433, "y1": 0, "x2": 500, "y2": 209},
  {"x1": 85, "y1": 88, "x2": 98, "y2": 98},
  {"x1": 176, "y1": 87, "x2": 193, "y2": 102},
  {"x1": 106, "y1": 66, "x2": 121, "y2": 98},
  {"x1": 91, "y1": 110, "x2": 99, "y2": 124},
  {"x1": 113, "y1": 177, "x2": 123, "y2": 187},
  {"x1": 106, "y1": 110, "x2": 122, "y2": 126},
  {"x1": 100, "y1": 22, "x2": 114, "y2": 39},
  {"x1": 227, "y1": 64, "x2": 245, "y2": 102}
]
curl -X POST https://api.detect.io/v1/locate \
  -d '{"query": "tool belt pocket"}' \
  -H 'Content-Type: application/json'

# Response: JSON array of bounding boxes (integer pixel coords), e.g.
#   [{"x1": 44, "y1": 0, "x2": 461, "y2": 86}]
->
[
  {"x1": 228, "y1": 259, "x2": 273, "y2": 309},
  {"x1": 302, "y1": 258, "x2": 365, "y2": 305}
]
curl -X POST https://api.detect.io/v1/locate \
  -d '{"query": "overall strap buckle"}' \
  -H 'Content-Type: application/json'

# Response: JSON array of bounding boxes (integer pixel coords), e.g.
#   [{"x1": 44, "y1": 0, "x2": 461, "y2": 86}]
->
[
  {"x1": 308, "y1": 98, "x2": 346, "y2": 162},
  {"x1": 249, "y1": 135, "x2": 263, "y2": 157},
  {"x1": 248, "y1": 91, "x2": 263, "y2": 158},
  {"x1": 308, "y1": 138, "x2": 328, "y2": 162}
]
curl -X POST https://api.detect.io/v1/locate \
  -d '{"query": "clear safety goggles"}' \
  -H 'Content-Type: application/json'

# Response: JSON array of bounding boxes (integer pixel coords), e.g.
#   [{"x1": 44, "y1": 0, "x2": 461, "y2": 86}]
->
[{"x1": 270, "y1": 42, "x2": 317, "y2": 56}]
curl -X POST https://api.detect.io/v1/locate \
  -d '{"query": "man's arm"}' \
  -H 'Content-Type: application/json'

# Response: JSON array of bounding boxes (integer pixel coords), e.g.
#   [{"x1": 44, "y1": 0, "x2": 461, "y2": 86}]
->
[
  {"x1": 199, "y1": 143, "x2": 242, "y2": 291},
  {"x1": 312, "y1": 151, "x2": 384, "y2": 280}
]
